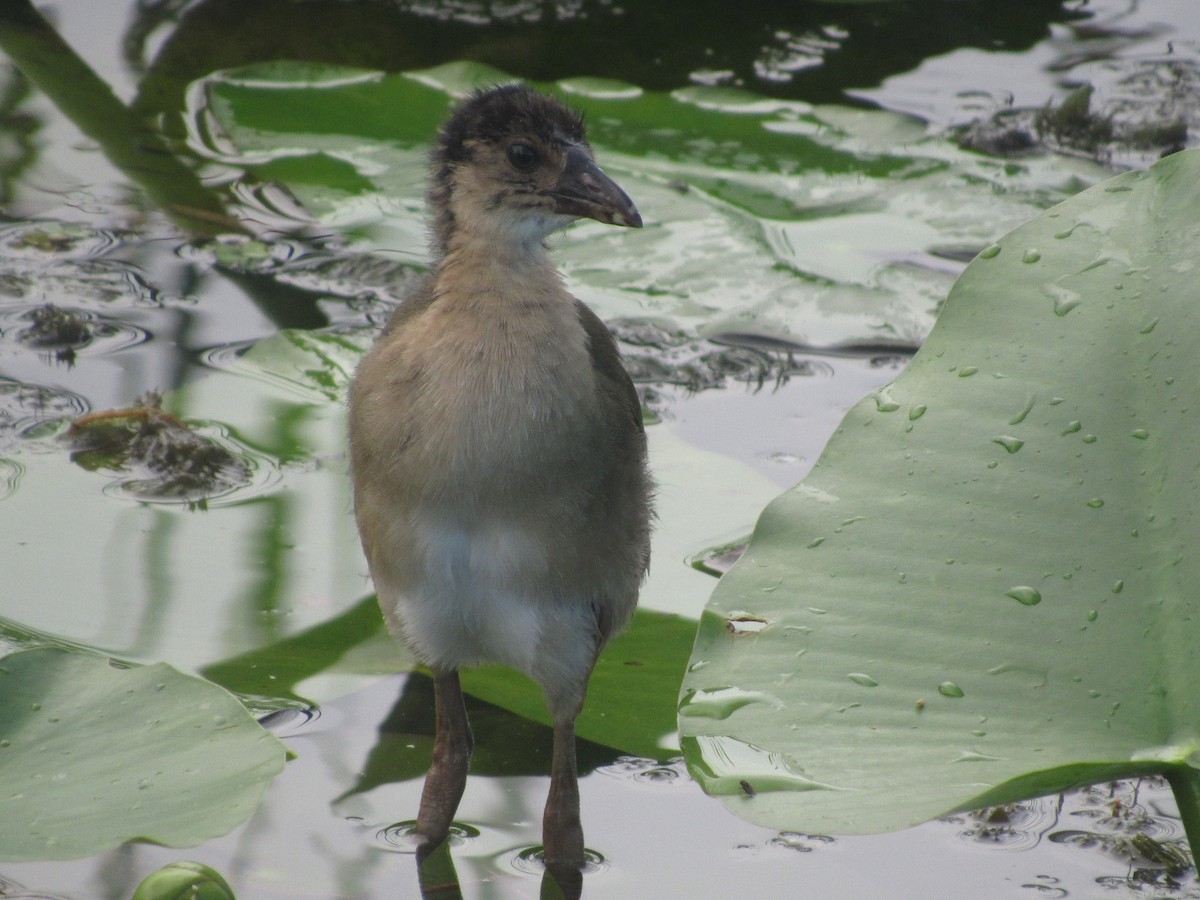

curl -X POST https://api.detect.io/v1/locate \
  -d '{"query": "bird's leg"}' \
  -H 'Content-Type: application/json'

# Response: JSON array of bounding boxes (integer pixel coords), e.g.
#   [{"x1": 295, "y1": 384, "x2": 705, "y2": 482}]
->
[
  {"x1": 542, "y1": 719, "x2": 584, "y2": 868},
  {"x1": 416, "y1": 668, "x2": 473, "y2": 856}
]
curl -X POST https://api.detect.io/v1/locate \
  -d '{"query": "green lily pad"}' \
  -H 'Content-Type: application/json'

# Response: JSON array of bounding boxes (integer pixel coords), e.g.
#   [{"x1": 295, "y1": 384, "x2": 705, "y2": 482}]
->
[
  {"x1": 679, "y1": 149, "x2": 1200, "y2": 833},
  {"x1": 186, "y1": 60, "x2": 1108, "y2": 349},
  {"x1": 0, "y1": 647, "x2": 287, "y2": 862},
  {"x1": 132, "y1": 861, "x2": 236, "y2": 900},
  {"x1": 200, "y1": 594, "x2": 408, "y2": 704}
]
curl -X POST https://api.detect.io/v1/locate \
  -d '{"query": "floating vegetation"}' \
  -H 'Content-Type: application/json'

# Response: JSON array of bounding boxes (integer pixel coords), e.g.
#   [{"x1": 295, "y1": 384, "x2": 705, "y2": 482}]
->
[
  {"x1": 1035, "y1": 85, "x2": 1115, "y2": 154},
  {"x1": 63, "y1": 392, "x2": 254, "y2": 506},
  {"x1": 18, "y1": 304, "x2": 93, "y2": 349},
  {"x1": 957, "y1": 62, "x2": 1196, "y2": 167},
  {"x1": 611, "y1": 319, "x2": 818, "y2": 419}
]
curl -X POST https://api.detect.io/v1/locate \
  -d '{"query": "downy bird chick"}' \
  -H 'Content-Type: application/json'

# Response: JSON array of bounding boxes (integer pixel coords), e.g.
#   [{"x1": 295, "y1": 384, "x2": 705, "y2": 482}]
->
[{"x1": 347, "y1": 84, "x2": 652, "y2": 875}]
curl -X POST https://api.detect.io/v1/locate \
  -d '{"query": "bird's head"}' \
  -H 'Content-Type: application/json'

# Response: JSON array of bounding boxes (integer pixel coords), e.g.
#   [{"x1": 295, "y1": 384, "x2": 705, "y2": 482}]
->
[{"x1": 430, "y1": 84, "x2": 642, "y2": 253}]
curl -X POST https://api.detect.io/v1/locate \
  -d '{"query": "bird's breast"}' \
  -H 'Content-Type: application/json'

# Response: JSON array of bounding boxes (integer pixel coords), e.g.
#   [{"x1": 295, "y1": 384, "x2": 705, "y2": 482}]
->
[{"x1": 401, "y1": 290, "x2": 603, "y2": 498}]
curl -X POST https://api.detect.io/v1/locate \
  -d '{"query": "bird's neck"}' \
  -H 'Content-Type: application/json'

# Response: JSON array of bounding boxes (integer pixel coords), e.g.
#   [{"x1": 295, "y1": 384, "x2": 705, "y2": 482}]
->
[
  {"x1": 443, "y1": 229, "x2": 550, "y2": 267},
  {"x1": 432, "y1": 184, "x2": 570, "y2": 268},
  {"x1": 432, "y1": 220, "x2": 569, "y2": 310}
]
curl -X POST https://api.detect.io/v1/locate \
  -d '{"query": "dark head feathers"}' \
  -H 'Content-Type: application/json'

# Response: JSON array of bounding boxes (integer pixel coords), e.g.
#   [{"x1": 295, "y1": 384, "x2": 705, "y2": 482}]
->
[
  {"x1": 427, "y1": 84, "x2": 587, "y2": 255},
  {"x1": 435, "y1": 84, "x2": 586, "y2": 164}
]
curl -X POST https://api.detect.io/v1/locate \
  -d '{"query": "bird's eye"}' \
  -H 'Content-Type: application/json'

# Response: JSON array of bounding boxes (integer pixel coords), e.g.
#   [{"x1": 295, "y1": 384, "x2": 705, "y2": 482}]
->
[{"x1": 506, "y1": 143, "x2": 538, "y2": 170}]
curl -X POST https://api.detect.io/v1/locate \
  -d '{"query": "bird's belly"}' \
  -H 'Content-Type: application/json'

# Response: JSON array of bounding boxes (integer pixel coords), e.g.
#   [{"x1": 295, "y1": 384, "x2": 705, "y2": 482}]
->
[{"x1": 377, "y1": 512, "x2": 594, "y2": 678}]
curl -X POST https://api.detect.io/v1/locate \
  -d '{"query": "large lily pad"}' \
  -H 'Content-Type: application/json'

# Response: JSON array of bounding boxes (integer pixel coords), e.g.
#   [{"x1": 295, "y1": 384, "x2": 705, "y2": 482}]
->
[
  {"x1": 0, "y1": 647, "x2": 287, "y2": 861},
  {"x1": 679, "y1": 149, "x2": 1200, "y2": 834}
]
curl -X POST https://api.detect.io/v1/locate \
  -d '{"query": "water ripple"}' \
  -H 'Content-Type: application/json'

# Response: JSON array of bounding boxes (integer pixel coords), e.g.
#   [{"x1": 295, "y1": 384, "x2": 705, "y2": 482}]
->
[
  {"x1": 0, "y1": 221, "x2": 121, "y2": 260},
  {"x1": 0, "y1": 304, "x2": 149, "y2": 361},
  {"x1": 595, "y1": 755, "x2": 688, "y2": 786},
  {"x1": 952, "y1": 796, "x2": 1062, "y2": 851},
  {"x1": 509, "y1": 845, "x2": 607, "y2": 878},
  {"x1": 0, "y1": 378, "x2": 88, "y2": 451},
  {"x1": 376, "y1": 820, "x2": 480, "y2": 853},
  {"x1": 768, "y1": 832, "x2": 836, "y2": 853},
  {"x1": 257, "y1": 704, "x2": 321, "y2": 736}
]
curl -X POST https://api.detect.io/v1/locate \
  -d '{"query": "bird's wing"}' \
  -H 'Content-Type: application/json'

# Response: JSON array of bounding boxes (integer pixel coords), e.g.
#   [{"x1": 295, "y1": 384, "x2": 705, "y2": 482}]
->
[
  {"x1": 573, "y1": 299, "x2": 644, "y2": 435},
  {"x1": 379, "y1": 273, "x2": 437, "y2": 338}
]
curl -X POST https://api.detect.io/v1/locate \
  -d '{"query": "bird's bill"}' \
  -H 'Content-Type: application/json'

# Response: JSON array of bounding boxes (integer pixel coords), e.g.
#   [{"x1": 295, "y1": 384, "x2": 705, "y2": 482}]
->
[{"x1": 547, "y1": 145, "x2": 643, "y2": 228}]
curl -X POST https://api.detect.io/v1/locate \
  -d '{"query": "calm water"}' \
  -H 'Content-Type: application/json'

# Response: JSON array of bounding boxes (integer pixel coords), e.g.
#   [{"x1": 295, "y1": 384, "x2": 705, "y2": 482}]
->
[{"x1": 1, "y1": 0, "x2": 1199, "y2": 897}]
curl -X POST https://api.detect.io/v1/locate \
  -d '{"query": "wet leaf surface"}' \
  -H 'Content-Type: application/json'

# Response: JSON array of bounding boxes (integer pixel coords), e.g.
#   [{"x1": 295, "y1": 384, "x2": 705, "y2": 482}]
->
[
  {"x1": 680, "y1": 149, "x2": 1200, "y2": 835},
  {"x1": 0, "y1": 648, "x2": 286, "y2": 862}
]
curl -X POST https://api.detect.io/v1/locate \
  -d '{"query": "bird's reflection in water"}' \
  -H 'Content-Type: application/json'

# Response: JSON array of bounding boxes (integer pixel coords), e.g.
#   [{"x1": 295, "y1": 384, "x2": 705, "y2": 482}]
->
[
  {"x1": 414, "y1": 837, "x2": 584, "y2": 900},
  {"x1": 415, "y1": 839, "x2": 463, "y2": 899}
]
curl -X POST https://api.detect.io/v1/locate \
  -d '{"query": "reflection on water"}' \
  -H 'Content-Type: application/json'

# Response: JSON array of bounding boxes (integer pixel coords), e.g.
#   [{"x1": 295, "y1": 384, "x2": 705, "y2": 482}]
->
[{"x1": 1, "y1": 0, "x2": 1200, "y2": 896}]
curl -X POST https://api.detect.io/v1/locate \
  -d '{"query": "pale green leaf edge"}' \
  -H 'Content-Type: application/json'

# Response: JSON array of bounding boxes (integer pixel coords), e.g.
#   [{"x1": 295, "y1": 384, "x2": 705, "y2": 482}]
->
[{"x1": 0, "y1": 647, "x2": 287, "y2": 862}]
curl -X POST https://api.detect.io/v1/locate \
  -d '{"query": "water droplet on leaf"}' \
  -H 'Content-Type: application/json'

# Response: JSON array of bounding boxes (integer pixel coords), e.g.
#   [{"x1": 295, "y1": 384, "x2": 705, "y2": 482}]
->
[
  {"x1": 992, "y1": 435, "x2": 1024, "y2": 453},
  {"x1": 1009, "y1": 396, "x2": 1035, "y2": 425},
  {"x1": 679, "y1": 687, "x2": 783, "y2": 720},
  {"x1": 683, "y1": 734, "x2": 845, "y2": 796},
  {"x1": 873, "y1": 387, "x2": 899, "y2": 412},
  {"x1": 1006, "y1": 586, "x2": 1042, "y2": 606},
  {"x1": 1045, "y1": 284, "x2": 1082, "y2": 316}
]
